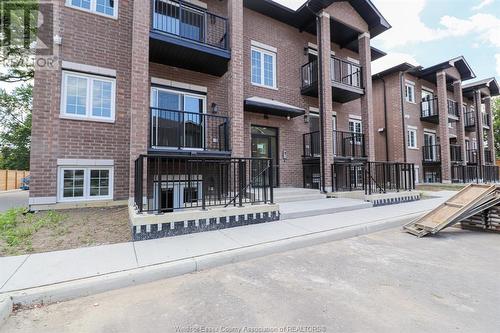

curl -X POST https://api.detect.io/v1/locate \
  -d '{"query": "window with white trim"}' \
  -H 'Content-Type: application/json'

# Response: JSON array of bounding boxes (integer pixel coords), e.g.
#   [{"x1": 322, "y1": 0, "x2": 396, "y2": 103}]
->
[
  {"x1": 58, "y1": 167, "x2": 113, "y2": 201},
  {"x1": 405, "y1": 83, "x2": 415, "y2": 103},
  {"x1": 251, "y1": 46, "x2": 277, "y2": 89},
  {"x1": 348, "y1": 118, "x2": 362, "y2": 144},
  {"x1": 407, "y1": 127, "x2": 417, "y2": 149},
  {"x1": 61, "y1": 71, "x2": 116, "y2": 121},
  {"x1": 66, "y1": 0, "x2": 118, "y2": 18}
]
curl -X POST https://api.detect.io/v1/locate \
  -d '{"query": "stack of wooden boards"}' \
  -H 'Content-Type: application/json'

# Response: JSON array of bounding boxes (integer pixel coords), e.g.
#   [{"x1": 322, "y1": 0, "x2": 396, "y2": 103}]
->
[
  {"x1": 403, "y1": 184, "x2": 500, "y2": 237},
  {"x1": 461, "y1": 205, "x2": 500, "y2": 232}
]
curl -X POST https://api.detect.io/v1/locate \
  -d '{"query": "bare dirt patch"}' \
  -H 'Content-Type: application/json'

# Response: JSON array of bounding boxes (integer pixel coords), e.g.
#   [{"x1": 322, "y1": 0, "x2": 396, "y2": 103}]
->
[{"x1": 0, "y1": 206, "x2": 131, "y2": 256}]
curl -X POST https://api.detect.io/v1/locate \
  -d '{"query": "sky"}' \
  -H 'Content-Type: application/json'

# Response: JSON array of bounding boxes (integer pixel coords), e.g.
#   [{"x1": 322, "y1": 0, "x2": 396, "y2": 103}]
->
[{"x1": 275, "y1": 0, "x2": 500, "y2": 81}]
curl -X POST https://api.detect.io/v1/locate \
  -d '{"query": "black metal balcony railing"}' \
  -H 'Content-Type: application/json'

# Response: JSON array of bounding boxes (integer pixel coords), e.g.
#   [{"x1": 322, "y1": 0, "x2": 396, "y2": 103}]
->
[
  {"x1": 421, "y1": 97, "x2": 439, "y2": 118},
  {"x1": 303, "y1": 131, "x2": 320, "y2": 158},
  {"x1": 447, "y1": 100, "x2": 459, "y2": 118},
  {"x1": 484, "y1": 149, "x2": 493, "y2": 164},
  {"x1": 331, "y1": 162, "x2": 415, "y2": 194},
  {"x1": 483, "y1": 113, "x2": 491, "y2": 127},
  {"x1": 134, "y1": 155, "x2": 274, "y2": 213},
  {"x1": 152, "y1": 0, "x2": 229, "y2": 50},
  {"x1": 422, "y1": 144, "x2": 441, "y2": 163},
  {"x1": 452, "y1": 165, "x2": 500, "y2": 184},
  {"x1": 483, "y1": 165, "x2": 500, "y2": 183},
  {"x1": 150, "y1": 108, "x2": 229, "y2": 151},
  {"x1": 333, "y1": 130, "x2": 366, "y2": 159},
  {"x1": 330, "y1": 57, "x2": 363, "y2": 89},
  {"x1": 466, "y1": 149, "x2": 478, "y2": 164},
  {"x1": 450, "y1": 144, "x2": 463, "y2": 162},
  {"x1": 464, "y1": 111, "x2": 476, "y2": 128},
  {"x1": 301, "y1": 57, "x2": 363, "y2": 91}
]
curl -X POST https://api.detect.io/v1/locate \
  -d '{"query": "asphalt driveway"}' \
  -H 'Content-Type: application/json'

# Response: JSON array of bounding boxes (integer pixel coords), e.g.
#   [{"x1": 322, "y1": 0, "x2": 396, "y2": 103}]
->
[{"x1": 0, "y1": 190, "x2": 29, "y2": 212}]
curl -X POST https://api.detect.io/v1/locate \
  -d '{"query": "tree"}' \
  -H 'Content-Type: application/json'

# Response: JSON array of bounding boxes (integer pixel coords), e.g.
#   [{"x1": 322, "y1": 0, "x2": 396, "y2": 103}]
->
[
  {"x1": 0, "y1": 84, "x2": 32, "y2": 170},
  {"x1": 493, "y1": 97, "x2": 500, "y2": 159}
]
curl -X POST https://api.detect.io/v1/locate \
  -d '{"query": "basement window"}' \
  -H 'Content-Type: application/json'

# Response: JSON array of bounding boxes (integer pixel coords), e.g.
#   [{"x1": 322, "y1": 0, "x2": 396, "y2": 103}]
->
[{"x1": 58, "y1": 167, "x2": 113, "y2": 202}]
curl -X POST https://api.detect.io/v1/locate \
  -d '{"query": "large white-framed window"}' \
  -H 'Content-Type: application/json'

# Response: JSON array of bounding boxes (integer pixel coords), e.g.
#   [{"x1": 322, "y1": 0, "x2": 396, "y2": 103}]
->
[
  {"x1": 348, "y1": 118, "x2": 363, "y2": 145},
  {"x1": 405, "y1": 82, "x2": 416, "y2": 103},
  {"x1": 61, "y1": 71, "x2": 116, "y2": 122},
  {"x1": 66, "y1": 0, "x2": 118, "y2": 19},
  {"x1": 58, "y1": 166, "x2": 113, "y2": 202},
  {"x1": 251, "y1": 45, "x2": 277, "y2": 89},
  {"x1": 407, "y1": 126, "x2": 417, "y2": 149}
]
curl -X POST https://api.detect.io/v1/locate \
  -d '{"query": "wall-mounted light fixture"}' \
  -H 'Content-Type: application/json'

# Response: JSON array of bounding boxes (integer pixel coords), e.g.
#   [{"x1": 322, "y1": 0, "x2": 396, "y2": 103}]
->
[
  {"x1": 211, "y1": 103, "x2": 218, "y2": 114},
  {"x1": 304, "y1": 114, "x2": 309, "y2": 123},
  {"x1": 287, "y1": 116, "x2": 291, "y2": 121}
]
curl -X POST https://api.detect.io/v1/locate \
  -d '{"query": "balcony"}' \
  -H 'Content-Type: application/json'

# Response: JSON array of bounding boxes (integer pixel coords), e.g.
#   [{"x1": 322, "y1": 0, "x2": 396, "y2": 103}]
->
[
  {"x1": 464, "y1": 111, "x2": 475, "y2": 131},
  {"x1": 483, "y1": 113, "x2": 491, "y2": 128},
  {"x1": 466, "y1": 149, "x2": 478, "y2": 164},
  {"x1": 333, "y1": 130, "x2": 366, "y2": 160},
  {"x1": 149, "y1": 107, "x2": 230, "y2": 154},
  {"x1": 149, "y1": 0, "x2": 230, "y2": 76},
  {"x1": 447, "y1": 100, "x2": 459, "y2": 121},
  {"x1": 484, "y1": 148, "x2": 493, "y2": 164},
  {"x1": 450, "y1": 144, "x2": 463, "y2": 163},
  {"x1": 303, "y1": 131, "x2": 320, "y2": 158},
  {"x1": 422, "y1": 144, "x2": 441, "y2": 164},
  {"x1": 420, "y1": 98, "x2": 439, "y2": 123},
  {"x1": 301, "y1": 57, "x2": 364, "y2": 103}
]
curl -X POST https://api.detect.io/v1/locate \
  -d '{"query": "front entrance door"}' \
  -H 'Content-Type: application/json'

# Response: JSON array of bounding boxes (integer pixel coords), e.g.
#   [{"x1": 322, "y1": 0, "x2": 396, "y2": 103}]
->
[{"x1": 251, "y1": 126, "x2": 279, "y2": 187}]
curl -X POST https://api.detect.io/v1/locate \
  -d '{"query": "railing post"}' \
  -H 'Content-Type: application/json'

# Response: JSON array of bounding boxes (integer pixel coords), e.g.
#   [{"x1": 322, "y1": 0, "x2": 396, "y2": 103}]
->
[
  {"x1": 156, "y1": 157, "x2": 161, "y2": 214},
  {"x1": 238, "y1": 159, "x2": 244, "y2": 207},
  {"x1": 269, "y1": 159, "x2": 274, "y2": 204}
]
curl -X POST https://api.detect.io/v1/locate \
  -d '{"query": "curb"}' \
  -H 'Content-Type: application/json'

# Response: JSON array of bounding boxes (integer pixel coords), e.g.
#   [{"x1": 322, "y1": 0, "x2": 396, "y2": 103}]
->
[
  {"x1": 0, "y1": 297, "x2": 13, "y2": 327},
  {"x1": 3, "y1": 210, "x2": 427, "y2": 310},
  {"x1": 280, "y1": 202, "x2": 373, "y2": 220}
]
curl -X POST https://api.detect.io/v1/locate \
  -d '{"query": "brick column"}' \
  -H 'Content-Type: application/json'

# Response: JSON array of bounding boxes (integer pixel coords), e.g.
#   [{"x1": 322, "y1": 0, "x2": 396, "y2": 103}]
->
[
  {"x1": 437, "y1": 71, "x2": 451, "y2": 182},
  {"x1": 358, "y1": 32, "x2": 375, "y2": 161},
  {"x1": 453, "y1": 81, "x2": 467, "y2": 166},
  {"x1": 317, "y1": 11, "x2": 334, "y2": 192},
  {"x1": 227, "y1": 0, "x2": 245, "y2": 157},
  {"x1": 474, "y1": 90, "x2": 486, "y2": 168},
  {"x1": 485, "y1": 96, "x2": 495, "y2": 163},
  {"x1": 129, "y1": 0, "x2": 151, "y2": 198}
]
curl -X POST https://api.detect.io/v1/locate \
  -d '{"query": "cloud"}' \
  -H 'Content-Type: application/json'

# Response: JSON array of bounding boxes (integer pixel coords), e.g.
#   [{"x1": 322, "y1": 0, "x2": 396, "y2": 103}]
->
[
  {"x1": 372, "y1": 53, "x2": 420, "y2": 75},
  {"x1": 472, "y1": 0, "x2": 494, "y2": 10},
  {"x1": 272, "y1": 0, "x2": 306, "y2": 10},
  {"x1": 496, "y1": 54, "x2": 500, "y2": 76}
]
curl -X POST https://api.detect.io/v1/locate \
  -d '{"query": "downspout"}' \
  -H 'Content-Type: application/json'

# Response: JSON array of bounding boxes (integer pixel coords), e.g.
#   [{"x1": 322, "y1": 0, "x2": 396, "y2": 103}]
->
[
  {"x1": 399, "y1": 72, "x2": 408, "y2": 163},
  {"x1": 376, "y1": 75, "x2": 390, "y2": 162},
  {"x1": 316, "y1": 14, "x2": 327, "y2": 193},
  {"x1": 474, "y1": 89, "x2": 483, "y2": 177}
]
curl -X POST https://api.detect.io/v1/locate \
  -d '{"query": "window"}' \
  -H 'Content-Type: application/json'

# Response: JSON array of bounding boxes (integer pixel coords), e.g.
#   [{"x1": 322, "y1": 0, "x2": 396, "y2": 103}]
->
[
  {"x1": 61, "y1": 71, "x2": 116, "y2": 122},
  {"x1": 407, "y1": 127, "x2": 417, "y2": 149},
  {"x1": 58, "y1": 167, "x2": 113, "y2": 201},
  {"x1": 67, "y1": 0, "x2": 118, "y2": 18},
  {"x1": 349, "y1": 119, "x2": 362, "y2": 145},
  {"x1": 405, "y1": 83, "x2": 415, "y2": 103},
  {"x1": 251, "y1": 46, "x2": 277, "y2": 89}
]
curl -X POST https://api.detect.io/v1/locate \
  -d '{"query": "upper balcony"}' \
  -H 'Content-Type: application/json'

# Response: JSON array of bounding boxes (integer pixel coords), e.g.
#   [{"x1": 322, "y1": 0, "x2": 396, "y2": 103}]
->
[
  {"x1": 149, "y1": 107, "x2": 230, "y2": 155},
  {"x1": 450, "y1": 144, "x2": 463, "y2": 163},
  {"x1": 149, "y1": 0, "x2": 231, "y2": 76},
  {"x1": 420, "y1": 97, "x2": 439, "y2": 123},
  {"x1": 301, "y1": 57, "x2": 364, "y2": 103},
  {"x1": 483, "y1": 113, "x2": 491, "y2": 129},
  {"x1": 302, "y1": 130, "x2": 366, "y2": 160},
  {"x1": 422, "y1": 144, "x2": 441, "y2": 164},
  {"x1": 464, "y1": 111, "x2": 476, "y2": 131},
  {"x1": 447, "y1": 100, "x2": 459, "y2": 121}
]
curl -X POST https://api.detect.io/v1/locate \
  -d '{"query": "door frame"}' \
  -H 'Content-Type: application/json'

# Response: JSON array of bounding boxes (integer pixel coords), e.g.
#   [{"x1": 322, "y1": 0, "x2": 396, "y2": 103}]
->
[{"x1": 251, "y1": 125, "x2": 280, "y2": 187}]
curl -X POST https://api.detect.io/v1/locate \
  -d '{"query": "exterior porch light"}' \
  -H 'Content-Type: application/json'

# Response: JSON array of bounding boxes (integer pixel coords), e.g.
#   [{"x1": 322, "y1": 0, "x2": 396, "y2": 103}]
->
[
  {"x1": 211, "y1": 103, "x2": 218, "y2": 114},
  {"x1": 304, "y1": 114, "x2": 309, "y2": 123}
]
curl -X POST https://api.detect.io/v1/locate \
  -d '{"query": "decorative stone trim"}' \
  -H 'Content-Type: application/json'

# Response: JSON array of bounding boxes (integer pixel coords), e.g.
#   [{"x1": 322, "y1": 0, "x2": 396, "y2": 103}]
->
[{"x1": 368, "y1": 193, "x2": 421, "y2": 207}]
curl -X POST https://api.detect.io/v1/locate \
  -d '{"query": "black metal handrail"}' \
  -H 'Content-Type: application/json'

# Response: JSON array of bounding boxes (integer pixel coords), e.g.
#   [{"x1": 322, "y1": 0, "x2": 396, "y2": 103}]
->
[
  {"x1": 447, "y1": 99, "x2": 459, "y2": 118},
  {"x1": 484, "y1": 149, "x2": 493, "y2": 164},
  {"x1": 466, "y1": 149, "x2": 478, "y2": 164},
  {"x1": 451, "y1": 165, "x2": 479, "y2": 184},
  {"x1": 450, "y1": 144, "x2": 462, "y2": 162},
  {"x1": 333, "y1": 130, "x2": 366, "y2": 158},
  {"x1": 150, "y1": 107, "x2": 229, "y2": 151},
  {"x1": 330, "y1": 57, "x2": 363, "y2": 89},
  {"x1": 483, "y1": 165, "x2": 499, "y2": 183},
  {"x1": 134, "y1": 155, "x2": 274, "y2": 214},
  {"x1": 151, "y1": 0, "x2": 229, "y2": 50},
  {"x1": 422, "y1": 144, "x2": 441, "y2": 163},
  {"x1": 483, "y1": 113, "x2": 491, "y2": 127},
  {"x1": 303, "y1": 131, "x2": 320, "y2": 158},
  {"x1": 464, "y1": 111, "x2": 475, "y2": 127},
  {"x1": 421, "y1": 97, "x2": 439, "y2": 118}
]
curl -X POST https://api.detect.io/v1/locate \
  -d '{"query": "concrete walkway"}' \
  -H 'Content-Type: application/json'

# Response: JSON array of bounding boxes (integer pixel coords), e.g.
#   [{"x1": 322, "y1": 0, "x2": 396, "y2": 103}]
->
[
  {"x1": 0, "y1": 195, "x2": 450, "y2": 299},
  {"x1": 0, "y1": 190, "x2": 28, "y2": 212}
]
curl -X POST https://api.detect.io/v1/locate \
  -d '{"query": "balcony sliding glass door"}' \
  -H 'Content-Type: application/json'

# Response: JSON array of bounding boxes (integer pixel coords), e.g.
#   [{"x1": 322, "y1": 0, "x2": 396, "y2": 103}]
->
[{"x1": 153, "y1": 0, "x2": 205, "y2": 43}]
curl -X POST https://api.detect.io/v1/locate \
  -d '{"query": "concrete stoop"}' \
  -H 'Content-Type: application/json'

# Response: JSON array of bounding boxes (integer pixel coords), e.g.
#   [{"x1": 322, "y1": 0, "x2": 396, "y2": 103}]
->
[
  {"x1": 328, "y1": 191, "x2": 422, "y2": 206},
  {"x1": 273, "y1": 188, "x2": 326, "y2": 203},
  {"x1": 129, "y1": 204, "x2": 280, "y2": 241}
]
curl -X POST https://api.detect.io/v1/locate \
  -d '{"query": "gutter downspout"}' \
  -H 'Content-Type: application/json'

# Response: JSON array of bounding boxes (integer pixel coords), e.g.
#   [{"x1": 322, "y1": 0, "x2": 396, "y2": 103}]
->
[
  {"x1": 399, "y1": 72, "x2": 408, "y2": 163},
  {"x1": 376, "y1": 75, "x2": 390, "y2": 162},
  {"x1": 316, "y1": 14, "x2": 327, "y2": 193},
  {"x1": 474, "y1": 89, "x2": 483, "y2": 178}
]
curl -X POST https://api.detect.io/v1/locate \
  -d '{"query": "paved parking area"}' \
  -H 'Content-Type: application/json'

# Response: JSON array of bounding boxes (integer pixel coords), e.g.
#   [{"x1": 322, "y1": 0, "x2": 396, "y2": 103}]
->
[
  {"x1": 3, "y1": 226, "x2": 500, "y2": 333},
  {"x1": 0, "y1": 191, "x2": 28, "y2": 212}
]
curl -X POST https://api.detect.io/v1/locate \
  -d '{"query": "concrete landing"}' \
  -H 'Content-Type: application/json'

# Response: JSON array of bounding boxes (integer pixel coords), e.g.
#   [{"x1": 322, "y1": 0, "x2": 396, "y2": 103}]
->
[
  {"x1": 279, "y1": 198, "x2": 372, "y2": 220},
  {"x1": 274, "y1": 188, "x2": 326, "y2": 203}
]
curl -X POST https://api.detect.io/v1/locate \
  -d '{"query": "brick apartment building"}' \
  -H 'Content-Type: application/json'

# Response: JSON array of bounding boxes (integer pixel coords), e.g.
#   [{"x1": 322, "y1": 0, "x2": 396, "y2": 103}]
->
[
  {"x1": 29, "y1": 0, "x2": 397, "y2": 211},
  {"x1": 373, "y1": 59, "x2": 499, "y2": 184}
]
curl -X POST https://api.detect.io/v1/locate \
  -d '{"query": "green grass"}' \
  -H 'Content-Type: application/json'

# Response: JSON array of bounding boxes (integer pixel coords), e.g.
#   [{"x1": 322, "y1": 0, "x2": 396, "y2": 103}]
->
[{"x1": 0, "y1": 208, "x2": 66, "y2": 255}]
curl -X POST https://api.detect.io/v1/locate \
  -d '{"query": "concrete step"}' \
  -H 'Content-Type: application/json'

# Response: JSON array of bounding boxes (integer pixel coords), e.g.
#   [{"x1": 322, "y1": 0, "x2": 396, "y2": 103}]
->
[
  {"x1": 279, "y1": 198, "x2": 372, "y2": 220},
  {"x1": 274, "y1": 188, "x2": 326, "y2": 203}
]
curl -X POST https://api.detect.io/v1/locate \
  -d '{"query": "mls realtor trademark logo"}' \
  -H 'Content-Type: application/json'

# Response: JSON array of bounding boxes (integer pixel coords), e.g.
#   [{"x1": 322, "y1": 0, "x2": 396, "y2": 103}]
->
[{"x1": 0, "y1": 0, "x2": 58, "y2": 70}]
